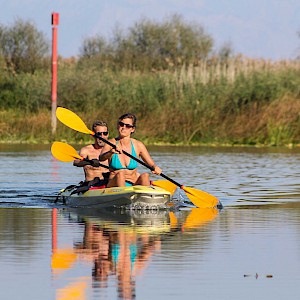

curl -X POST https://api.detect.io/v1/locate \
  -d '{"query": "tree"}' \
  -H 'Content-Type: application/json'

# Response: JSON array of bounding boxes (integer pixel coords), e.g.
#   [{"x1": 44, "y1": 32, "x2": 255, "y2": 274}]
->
[
  {"x1": 0, "y1": 19, "x2": 49, "y2": 73},
  {"x1": 117, "y1": 14, "x2": 214, "y2": 70},
  {"x1": 218, "y1": 41, "x2": 234, "y2": 62},
  {"x1": 79, "y1": 14, "x2": 214, "y2": 71},
  {"x1": 80, "y1": 35, "x2": 109, "y2": 58}
]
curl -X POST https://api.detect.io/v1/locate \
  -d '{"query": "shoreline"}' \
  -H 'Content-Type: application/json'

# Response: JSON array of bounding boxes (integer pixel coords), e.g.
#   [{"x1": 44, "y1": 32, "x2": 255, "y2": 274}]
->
[{"x1": 0, "y1": 140, "x2": 299, "y2": 149}]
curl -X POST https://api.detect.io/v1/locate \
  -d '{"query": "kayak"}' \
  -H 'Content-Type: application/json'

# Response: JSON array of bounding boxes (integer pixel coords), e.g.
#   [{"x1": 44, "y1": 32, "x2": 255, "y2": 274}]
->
[{"x1": 56, "y1": 184, "x2": 172, "y2": 210}]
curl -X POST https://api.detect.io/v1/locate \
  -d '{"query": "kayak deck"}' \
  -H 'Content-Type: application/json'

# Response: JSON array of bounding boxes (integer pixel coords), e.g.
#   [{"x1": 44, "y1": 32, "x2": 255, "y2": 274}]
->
[{"x1": 56, "y1": 184, "x2": 172, "y2": 210}]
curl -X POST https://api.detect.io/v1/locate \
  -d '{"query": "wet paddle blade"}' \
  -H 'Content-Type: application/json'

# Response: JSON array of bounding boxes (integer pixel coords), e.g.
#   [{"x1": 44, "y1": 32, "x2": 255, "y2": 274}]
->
[
  {"x1": 51, "y1": 248, "x2": 77, "y2": 273},
  {"x1": 56, "y1": 281, "x2": 87, "y2": 299},
  {"x1": 183, "y1": 208, "x2": 218, "y2": 229},
  {"x1": 168, "y1": 211, "x2": 178, "y2": 229},
  {"x1": 51, "y1": 141, "x2": 82, "y2": 162},
  {"x1": 56, "y1": 107, "x2": 94, "y2": 135},
  {"x1": 183, "y1": 186, "x2": 220, "y2": 208},
  {"x1": 152, "y1": 180, "x2": 177, "y2": 195}
]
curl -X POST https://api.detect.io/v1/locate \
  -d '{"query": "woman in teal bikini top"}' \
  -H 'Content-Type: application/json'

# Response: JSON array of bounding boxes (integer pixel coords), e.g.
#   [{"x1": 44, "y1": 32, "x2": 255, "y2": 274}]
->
[
  {"x1": 109, "y1": 140, "x2": 138, "y2": 186},
  {"x1": 99, "y1": 113, "x2": 162, "y2": 187},
  {"x1": 109, "y1": 140, "x2": 138, "y2": 171}
]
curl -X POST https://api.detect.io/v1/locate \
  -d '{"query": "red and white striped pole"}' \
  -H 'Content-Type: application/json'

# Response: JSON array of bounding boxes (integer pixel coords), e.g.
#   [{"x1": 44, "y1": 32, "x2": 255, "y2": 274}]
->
[{"x1": 51, "y1": 12, "x2": 59, "y2": 135}]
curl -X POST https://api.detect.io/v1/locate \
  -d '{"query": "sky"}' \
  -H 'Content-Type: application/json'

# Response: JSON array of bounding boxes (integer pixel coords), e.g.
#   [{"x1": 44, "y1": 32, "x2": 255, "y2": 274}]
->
[{"x1": 1, "y1": 0, "x2": 299, "y2": 60}]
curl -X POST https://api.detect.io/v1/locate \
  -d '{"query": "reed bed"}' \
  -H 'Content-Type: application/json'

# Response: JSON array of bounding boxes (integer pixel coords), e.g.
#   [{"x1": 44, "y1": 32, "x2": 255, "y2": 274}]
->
[
  {"x1": 0, "y1": 57, "x2": 299, "y2": 146},
  {"x1": 176, "y1": 56, "x2": 300, "y2": 84}
]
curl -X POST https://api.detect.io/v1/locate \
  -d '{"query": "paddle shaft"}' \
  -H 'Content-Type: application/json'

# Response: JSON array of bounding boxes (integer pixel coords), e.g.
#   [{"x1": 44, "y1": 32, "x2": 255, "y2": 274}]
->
[
  {"x1": 68, "y1": 153, "x2": 109, "y2": 169},
  {"x1": 82, "y1": 158, "x2": 109, "y2": 169},
  {"x1": 96, "y1": 133, "x2": 183, "y2": 189},
  {"x1": 86, "y1": 160, "x2": 109, "y2": 169}
]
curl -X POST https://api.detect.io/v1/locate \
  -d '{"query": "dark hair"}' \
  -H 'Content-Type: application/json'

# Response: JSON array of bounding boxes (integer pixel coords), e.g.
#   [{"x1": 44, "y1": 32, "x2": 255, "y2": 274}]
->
[
  {"x1": 118, "y1": 113, "x2": 137, "y2": 127},
  {"x1": 91, "y1": 120, "x2": 108, "y2": 133}
]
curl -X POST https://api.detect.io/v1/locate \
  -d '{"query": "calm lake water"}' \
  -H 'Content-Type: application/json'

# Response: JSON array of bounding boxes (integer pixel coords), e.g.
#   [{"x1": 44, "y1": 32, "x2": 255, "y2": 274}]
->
[{"x1": 0, "y1": 144, "x2": 300, "y2": 300}]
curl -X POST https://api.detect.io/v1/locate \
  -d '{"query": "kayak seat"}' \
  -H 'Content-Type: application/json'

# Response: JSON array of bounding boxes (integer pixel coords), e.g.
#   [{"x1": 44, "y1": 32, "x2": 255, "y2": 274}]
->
[
  {"x1": 71, "y1": 177, "x2": 108, "y2": 195},
  {"x1": 89, "y1": 185, "x2": 106, "y2": 190}
]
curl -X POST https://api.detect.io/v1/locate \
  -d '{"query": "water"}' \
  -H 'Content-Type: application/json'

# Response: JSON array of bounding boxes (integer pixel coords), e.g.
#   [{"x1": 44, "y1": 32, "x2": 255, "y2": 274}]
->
[{"x1": 0, "y1": 144, "x2": 299, "y2": 299}]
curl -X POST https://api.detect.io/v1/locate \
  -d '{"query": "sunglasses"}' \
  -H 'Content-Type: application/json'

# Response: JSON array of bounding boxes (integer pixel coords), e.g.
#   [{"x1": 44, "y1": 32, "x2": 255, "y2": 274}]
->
[
  {"x1": 95, "y1": 131, "x2": 109, "y2": 136},
  {"x1": 118, "y1": 121, "x2": 134, "y2": 129}
]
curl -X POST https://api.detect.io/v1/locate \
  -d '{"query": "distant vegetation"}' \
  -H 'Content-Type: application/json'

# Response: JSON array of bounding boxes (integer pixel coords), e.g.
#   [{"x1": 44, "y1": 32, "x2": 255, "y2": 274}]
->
[
  {"x1": 0, "y1": 16, "x2": 299, "y2": 146},
  {"x1": 79, "y1": 15, "x2": 214, "y2": 71},
  {"x1": 0, "y1": 18, "x2": 49, "y2": 74}
]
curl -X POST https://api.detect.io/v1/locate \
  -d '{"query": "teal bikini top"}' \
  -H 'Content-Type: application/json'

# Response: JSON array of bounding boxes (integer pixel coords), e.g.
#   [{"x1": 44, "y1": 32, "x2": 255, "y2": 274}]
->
[{"x1": 109, "y1": 140, "x2": 138, "y2": 170}]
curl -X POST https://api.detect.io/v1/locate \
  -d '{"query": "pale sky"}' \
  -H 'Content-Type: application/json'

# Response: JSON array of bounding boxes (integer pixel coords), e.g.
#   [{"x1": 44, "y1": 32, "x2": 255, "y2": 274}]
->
[{"x1": 1, "y1": 0, "x2": 299, "y2": 60}]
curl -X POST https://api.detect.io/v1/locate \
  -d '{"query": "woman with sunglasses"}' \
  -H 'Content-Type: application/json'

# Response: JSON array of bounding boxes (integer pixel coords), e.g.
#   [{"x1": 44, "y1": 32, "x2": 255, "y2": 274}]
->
[
  {"x1": 99, "y1": 113, "x2": 162, "y2": 187},
  {"x1": 73, "y1": 120, "x2": 110, "y2": 183}
]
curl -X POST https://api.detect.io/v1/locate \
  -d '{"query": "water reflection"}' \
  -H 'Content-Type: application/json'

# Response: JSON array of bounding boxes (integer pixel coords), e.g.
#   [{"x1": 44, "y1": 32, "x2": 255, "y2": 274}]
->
[
  {"x1": 1, "y1": 145, "x2": 300, "y2": 299},
  {"x1": 52, "y1": 207, "x2": 219, "y2": 299},
  {"x1": 0, "y1": 208, "x2": 51, "y2": 254}
]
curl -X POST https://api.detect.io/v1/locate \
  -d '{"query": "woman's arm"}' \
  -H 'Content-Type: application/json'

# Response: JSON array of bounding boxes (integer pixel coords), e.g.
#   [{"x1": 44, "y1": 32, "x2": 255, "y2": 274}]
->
[
  {"x1": 99, "y1": 139, "x2": 119, "y2": 161},
  {"x1": 136, "y1": 140, "x2": 162, "y2": 175}
]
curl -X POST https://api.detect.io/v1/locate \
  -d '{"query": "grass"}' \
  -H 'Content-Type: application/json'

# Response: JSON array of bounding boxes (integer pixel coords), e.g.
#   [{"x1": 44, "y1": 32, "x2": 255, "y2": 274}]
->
[{"x1": 0, "y1": 57, "x2": 299, "y2": 147}]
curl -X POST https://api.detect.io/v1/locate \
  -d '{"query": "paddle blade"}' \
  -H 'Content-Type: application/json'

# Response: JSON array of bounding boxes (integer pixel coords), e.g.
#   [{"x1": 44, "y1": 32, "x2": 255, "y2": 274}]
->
[
  {"x1": 51, "y1": 248, "x2": 77, "y2": 273},
  {"x1": 56, "y1": 107, "x2": 94, "y2": 135},
  {"x1": 56, "y1": 281, "x2": 87, "y2": 300},
  {"x1": 51, "y1": 141, "x2": 82, "y2": 162},
  {"x1": 152, "y1": 180, "x2": 177, "y2": 195},
  {"x1": 168, "y1": 211, "x2": 178, "y2": 229},
  {"x1": 183, "y1": 186, "x2": 220, "y2": 208},
  {"x1": 183, "y1": 208, "x2": 218, "y2": 229}
]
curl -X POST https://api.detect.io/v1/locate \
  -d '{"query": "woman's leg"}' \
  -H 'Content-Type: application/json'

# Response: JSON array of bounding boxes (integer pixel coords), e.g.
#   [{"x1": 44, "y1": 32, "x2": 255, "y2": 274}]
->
[
  {"x1": 107, "y1": 170, "x2": 126, "y2": 187},
  {"x1": 134, "y1": 172, "x2": 150, "y2": 186}
]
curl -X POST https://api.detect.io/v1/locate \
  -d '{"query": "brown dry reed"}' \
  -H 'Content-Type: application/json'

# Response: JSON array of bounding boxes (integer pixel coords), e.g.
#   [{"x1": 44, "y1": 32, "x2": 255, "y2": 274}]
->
[{"x1": 0, "y1": 57, "x2": 299, "y2": 146}]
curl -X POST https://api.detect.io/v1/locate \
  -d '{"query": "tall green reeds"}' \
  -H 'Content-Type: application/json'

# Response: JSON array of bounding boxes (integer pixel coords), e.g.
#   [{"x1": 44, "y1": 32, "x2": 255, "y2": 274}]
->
[{"x1": 0, "y1": 57, "x2": 299, "y2": 146}]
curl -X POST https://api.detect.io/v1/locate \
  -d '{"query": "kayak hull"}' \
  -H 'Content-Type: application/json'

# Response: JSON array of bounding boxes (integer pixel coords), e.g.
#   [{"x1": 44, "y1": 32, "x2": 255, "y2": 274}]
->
[{"x1": 57, "y1": 185, "x2": 172, "y2": 209}]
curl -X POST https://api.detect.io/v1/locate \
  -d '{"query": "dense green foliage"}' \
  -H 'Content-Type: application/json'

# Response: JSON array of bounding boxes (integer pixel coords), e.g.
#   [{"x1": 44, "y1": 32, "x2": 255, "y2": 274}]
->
[
  {"x1": 0, "y1": 19, "x2": 49, "y2": 74},
  {"x1": 0, "y1": 16, "x2": 299, "y2": 146},
  {"x1": 79, "y1": 15, "x2": 214, "y2": 71},
  {"x1": 0, "y1": 59, "x2": 299, "y2": 146}
]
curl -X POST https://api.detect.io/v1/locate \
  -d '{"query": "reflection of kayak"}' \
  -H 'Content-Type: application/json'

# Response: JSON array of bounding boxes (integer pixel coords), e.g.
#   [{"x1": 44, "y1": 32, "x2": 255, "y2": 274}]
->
[
  {"x1": 56, "y1": 185, "x2": 171, "y2": 209},
  {"x1": 65, "y1": 208, "x2": 173, "y2": 234}
]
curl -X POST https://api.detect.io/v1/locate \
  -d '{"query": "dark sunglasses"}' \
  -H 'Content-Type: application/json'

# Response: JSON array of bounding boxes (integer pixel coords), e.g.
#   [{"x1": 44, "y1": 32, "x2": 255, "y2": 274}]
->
[
  {"x1": 118, "y1": 121, "x2": 134, "y2": 129},
  {"x1": 95, "y1": 131, "x2": 109, "y2": 136}
]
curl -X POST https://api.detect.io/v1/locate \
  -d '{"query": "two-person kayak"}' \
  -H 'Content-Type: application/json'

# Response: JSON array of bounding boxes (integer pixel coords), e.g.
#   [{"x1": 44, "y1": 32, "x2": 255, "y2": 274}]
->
[{"x1": 56, "y1": 184, "x2": 172, "y2": 210}]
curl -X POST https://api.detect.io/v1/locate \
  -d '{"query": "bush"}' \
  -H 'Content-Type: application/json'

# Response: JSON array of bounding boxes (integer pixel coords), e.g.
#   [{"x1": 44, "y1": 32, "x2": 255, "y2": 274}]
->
[
  {"x1": 0, "y1": 19, "x2": 50, "y2": 74},
  {"x1": 79, "y1": 14, "x2": 213, "y2": 71}
]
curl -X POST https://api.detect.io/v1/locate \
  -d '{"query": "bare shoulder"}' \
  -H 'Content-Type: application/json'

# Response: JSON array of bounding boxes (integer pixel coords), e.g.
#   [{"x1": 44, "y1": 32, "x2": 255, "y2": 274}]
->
[
  {"x1": 131, "y1": 138, "x2": 140, "y2": 146},
  {"x1": 131, "y1": 138, "x2": 146, "y2": 152},
  {"x1": 79, "y1": 144, "x2": 93, "y2": 155}
]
